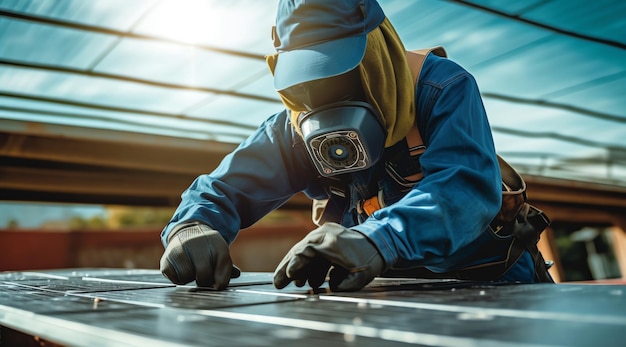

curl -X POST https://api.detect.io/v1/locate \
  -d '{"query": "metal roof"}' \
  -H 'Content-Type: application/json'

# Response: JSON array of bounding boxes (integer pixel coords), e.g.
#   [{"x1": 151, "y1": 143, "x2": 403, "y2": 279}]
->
[{"x1": 1, "y1": 0, "x2": 625, "y2": 206}]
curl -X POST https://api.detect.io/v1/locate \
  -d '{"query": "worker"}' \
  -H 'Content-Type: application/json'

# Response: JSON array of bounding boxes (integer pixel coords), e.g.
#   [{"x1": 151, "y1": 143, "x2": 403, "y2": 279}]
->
[{"x1": 159, "y1": 0, "x2": 552, "y2": 291}]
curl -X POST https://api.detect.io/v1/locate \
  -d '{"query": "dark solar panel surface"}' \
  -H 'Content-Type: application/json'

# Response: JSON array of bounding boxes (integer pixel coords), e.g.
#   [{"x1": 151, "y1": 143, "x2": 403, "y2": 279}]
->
[{"x1": 1, "y1": 269, "x2": 625, "y2": 347}]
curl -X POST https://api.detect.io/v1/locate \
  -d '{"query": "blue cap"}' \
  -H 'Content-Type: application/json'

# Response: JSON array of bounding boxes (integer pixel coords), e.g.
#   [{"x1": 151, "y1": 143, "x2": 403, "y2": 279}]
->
[{"x1": 272, "y1": 0, "x2": 386, "y2": 91}]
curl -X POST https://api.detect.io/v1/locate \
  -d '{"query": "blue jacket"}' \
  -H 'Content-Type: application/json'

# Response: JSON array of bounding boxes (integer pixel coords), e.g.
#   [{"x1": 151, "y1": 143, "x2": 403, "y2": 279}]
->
[{"x1": 161, "y1": 52, "x2": 536, "y2": 282}]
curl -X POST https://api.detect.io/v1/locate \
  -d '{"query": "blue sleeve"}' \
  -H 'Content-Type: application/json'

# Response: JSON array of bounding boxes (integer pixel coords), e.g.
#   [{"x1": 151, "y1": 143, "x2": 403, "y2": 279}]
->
[
  {"x1": 352, "y1": 55, "x2": 502, "y2": 271},
  {"x1": 160, "y1": 110, "x2": 315, "y2": 246}
]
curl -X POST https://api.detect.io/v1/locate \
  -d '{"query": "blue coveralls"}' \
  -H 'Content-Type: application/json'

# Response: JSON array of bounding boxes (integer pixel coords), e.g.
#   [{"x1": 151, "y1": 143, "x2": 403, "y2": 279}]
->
[{"x1": 161, "y1": 52, "x2": 536, "y2": 283}]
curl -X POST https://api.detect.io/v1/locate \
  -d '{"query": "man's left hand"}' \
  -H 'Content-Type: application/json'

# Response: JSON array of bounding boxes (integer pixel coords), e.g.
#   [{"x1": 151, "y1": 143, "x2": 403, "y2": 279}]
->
[{"x1": 273, "y1": 222, "x2": 385, "y2": 291}]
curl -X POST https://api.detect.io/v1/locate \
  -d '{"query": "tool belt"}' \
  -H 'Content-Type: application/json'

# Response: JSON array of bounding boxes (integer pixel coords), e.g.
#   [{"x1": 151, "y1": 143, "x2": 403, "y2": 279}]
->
[
  {"x1": 387, "y1": 208, "x2": 553, "y2": 283},
  {"x1": 367, "y1": 153, "x2": 553, "y2": 283}
]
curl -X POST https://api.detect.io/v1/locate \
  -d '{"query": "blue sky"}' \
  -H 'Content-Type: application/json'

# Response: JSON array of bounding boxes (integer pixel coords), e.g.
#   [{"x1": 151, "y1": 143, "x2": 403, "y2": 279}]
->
[{"x1": 0, "y1": 202, "x2": 106, "y2": 228}]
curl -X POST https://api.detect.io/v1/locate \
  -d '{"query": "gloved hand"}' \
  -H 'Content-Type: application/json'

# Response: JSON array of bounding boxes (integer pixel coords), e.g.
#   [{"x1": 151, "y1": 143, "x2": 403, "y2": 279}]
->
[
  {"x1": 273, "y1": 222, "x2": 385, "y2": 292},
  {"x1": 160, "y1": 223, "x2": 240, "y2": 290}
]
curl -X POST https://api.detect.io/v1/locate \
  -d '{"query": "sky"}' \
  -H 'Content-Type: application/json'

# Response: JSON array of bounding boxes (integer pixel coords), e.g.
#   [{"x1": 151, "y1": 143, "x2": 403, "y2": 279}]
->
[{"x1": 0, "y1": 202, "x2": 107, "y2": 228}]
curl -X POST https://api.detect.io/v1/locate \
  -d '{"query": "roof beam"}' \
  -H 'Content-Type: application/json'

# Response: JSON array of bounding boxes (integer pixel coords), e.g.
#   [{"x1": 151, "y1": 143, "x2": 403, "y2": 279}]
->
[{"x1": 0, "y1": 9, "x2": 265, "y2": 60}]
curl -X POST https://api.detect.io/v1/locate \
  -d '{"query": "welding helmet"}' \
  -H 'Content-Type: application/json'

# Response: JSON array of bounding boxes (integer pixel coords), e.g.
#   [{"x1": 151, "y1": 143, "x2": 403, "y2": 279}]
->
[
  {"x1": 268, "y1": 0, "x2": 386, "y2": 176},
  {"x1": 278, "y1": 67, "x2": 386, "y2": 177},
  {"x1": 296, "y1": 101, "x2": 385, "y2": 177}
]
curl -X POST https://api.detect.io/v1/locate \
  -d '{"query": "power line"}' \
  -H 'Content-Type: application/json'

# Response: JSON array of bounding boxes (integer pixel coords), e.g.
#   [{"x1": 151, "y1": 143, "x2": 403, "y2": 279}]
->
[
  {"x1": 482, "y1": 93, "x2": 626, "y2": 124},
  {"x1": 491, "y1": 126, "x2": 626, "y2": 154},
  {"x1": 0, "y1": 92, "x2": 259, "y2": 132},
  {"x1": 0, "y1": 58, "x2": 281, "y2": 104},
  {"x1": 0, "y1": 9, "x2": 265, "y2": 60},
  {"x1": 449, "y1": 0, "x2": 626, "y2": 50},
  {"x1": 0, "y1": 105, "x2": 248, "y2": 141}
]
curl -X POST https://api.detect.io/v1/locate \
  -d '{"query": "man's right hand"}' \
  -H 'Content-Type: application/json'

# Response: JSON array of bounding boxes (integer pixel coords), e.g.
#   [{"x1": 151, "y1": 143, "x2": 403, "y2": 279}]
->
[{"x1": 160, "y1": 223, "x2": 240, "y2": 290}]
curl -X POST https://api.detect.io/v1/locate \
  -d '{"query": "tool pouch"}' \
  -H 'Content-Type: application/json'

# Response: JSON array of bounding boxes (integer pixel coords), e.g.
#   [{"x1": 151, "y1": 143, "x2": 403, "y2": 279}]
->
[{"x1": 486, "y1": 156, "x2": 554, "y2": 282}]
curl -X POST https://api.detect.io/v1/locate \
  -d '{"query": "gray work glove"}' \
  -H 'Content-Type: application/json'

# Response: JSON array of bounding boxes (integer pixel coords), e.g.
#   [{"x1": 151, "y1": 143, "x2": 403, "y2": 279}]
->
[
  {"x1": 160, "y1": 223, "x2": 240, "y2": 290},
  {"x1": 273, "y1": 222, "x2": 385, "y2": 292}
]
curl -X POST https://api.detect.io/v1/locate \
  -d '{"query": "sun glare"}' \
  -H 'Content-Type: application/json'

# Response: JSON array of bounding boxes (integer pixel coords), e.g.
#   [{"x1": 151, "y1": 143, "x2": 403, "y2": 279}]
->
[
  {"x1": 145, "y1": 0, "x2": 217, "y2": 44},
  {"x1": 135, "y1": 0, "x2": 275, "y2": 49}
]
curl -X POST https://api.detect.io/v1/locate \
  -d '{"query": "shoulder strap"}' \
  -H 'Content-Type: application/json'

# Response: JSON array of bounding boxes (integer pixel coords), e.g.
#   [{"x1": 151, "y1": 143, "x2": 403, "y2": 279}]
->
[
  {"x1": 405, "y1": 47, "x2": 528, "y2": 211},
  {"x1": 405, "y1": 47, "x2": 447, "y2": 155},
  {"x1": 406, "y1": 46, "x2": 447, "y2": 85}
]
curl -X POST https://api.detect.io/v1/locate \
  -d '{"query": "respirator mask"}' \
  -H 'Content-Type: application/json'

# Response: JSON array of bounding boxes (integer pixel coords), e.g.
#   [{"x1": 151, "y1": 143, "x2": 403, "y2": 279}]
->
[{"x1": 279, "y1": 68, "x2": 386, "y2": 177}]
